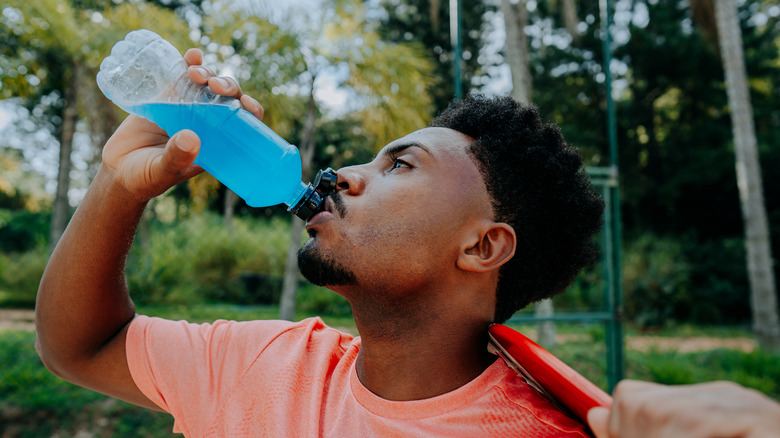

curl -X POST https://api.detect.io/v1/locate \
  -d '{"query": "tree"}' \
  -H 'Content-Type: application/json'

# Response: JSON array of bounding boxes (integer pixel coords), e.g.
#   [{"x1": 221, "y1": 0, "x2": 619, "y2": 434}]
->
[
  {"x1": 0, "y1": 0, "x2": 192, "y2": 249},
  {"x1": 712, "y1": 0, "x2": 780, "y2": 350},
  {"x1": 1, "y1": 0, "x2": 82, "y2": 250}
]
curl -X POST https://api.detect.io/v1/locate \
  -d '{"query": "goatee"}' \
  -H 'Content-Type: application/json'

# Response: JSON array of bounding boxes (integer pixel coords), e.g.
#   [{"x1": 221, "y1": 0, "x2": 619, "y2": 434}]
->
[{"x1": 297, "y1": 240, "x2": 357, "y2": 286}]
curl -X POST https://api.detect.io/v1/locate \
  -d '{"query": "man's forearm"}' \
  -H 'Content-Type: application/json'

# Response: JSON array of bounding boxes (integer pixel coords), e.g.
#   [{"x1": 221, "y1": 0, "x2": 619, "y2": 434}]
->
[{"x1": 35, "y1": 167, "x2": 147, "y2": 375}]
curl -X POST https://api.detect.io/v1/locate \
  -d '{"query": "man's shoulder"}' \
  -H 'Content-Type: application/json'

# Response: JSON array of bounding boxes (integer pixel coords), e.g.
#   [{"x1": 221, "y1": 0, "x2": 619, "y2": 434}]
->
[
  {"x1": 479, "y1": 359, "x2": 589, "y2": 437},
  {"x1": 128, "y1": 315, "x2": 356, "y2": 361}
]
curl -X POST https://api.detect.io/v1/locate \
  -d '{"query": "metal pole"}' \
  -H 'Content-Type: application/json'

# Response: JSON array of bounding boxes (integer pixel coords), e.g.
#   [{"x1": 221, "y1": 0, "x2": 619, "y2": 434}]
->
[
  {"x1": 600, "y1": 0, "x2": 625, "y2": 392},
  {"x1": 450, "y1": 0, "x2": 462, "y2": 99}
]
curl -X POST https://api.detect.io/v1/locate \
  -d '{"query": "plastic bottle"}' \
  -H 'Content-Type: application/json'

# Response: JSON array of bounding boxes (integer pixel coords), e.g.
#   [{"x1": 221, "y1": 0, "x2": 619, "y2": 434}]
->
[{"x1": 96, "y1": 29, "x2": 335, "y2": 219}]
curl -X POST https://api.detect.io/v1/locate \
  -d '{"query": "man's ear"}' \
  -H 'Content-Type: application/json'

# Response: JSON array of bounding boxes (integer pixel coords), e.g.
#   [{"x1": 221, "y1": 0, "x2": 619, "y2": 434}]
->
[{"x1": 457, "y1": 222, "x2": 516, "y2": 273}]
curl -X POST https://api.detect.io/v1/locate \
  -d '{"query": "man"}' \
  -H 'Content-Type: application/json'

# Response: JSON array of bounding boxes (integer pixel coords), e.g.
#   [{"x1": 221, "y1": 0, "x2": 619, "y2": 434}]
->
[{"x1": 36, "y1": 50, "x2": 780, "y2": 437}]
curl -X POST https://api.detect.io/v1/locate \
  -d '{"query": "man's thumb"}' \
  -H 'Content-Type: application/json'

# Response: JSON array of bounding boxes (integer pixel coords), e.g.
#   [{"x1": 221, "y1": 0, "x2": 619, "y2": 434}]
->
[
  {"x1": 587, "y1": 407, "x2": 610, "y2": 438},
  {"x1": 164, "y1": 130, "x2": 200, "y2": 171}
]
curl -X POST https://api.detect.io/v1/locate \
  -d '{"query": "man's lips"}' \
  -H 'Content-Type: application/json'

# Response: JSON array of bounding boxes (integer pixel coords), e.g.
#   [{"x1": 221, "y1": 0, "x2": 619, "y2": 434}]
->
[
  {"x1": 306, "y1": 210, "x2": 333, "y2": 227},
  {"x1": 305, "y1": 197, "x2": 336, "y2": 228}
]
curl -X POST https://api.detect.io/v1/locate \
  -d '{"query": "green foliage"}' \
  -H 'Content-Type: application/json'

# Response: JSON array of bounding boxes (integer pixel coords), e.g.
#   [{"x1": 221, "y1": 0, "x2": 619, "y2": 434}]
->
[
  {"x1": 375, "y1": 0, "x2": 494, "y2": 113},
  {"x1": 627, "y1": 347, "x2": 780, "y2": 399},
  {"x1": 137, "y1": 303, "x2": 282, "y2": 323},
  {"x1": 553, "y1": 259, "x2": 605, "y2": 312},
  {"x1": 0, "y1": 331, "x2": 102, "y2": 416},
  {"x1": 622, "y1": 234, "x2": 692, "y2": 328},
  {"x1": 125, "y1": 212, "x2": 292, "y2": 306},
  {"x1": 549, "y1": 335, "x2": 609, "y2": 390},
  {"x1": 0, "y1": 209, "x2": 50, "y2": 253},
  {"x1": 0, "y1": 330, "x2": 175, "y2": 437},
  {"x1": 643, "y1": 350, "x2": 698, "y2": 385},
  {"x1": 296, "y1": 283, "x2": 353, "y2": 318},
  {"x1": 683, "y1": 237, "x2": 751, "y2": 324},
  {"x1": 0, "y1": 245, "x2": 49, "y2": 308}
]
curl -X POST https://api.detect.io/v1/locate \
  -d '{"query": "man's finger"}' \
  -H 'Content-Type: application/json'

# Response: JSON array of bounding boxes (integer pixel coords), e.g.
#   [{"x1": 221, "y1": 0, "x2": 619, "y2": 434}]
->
[
  {"x1": 587, "y1": 407, "x2": 610, "y2": 438},
  {"x1": 183, "y1": 48, "x2": 203, "y2": 66},
  {"x1": 187, "y1": 65, "x2": 215, "y2": 85},
  {"x1": 241, "y1": 95, "x2": 264, "y2": 120},
  {"x1": 157, "y1": 130, "x2": 200, "y2": 178},
  {"x1": 208, "y1": 76, "x2": 241, "y2": 97}
]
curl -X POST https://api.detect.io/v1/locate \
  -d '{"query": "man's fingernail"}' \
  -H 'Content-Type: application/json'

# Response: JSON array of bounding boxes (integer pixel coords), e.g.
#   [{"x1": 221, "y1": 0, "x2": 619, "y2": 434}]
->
[
  {"x1": 215, "y1": 77, "x2": 232, "y2": 90},
  {"x1": 190, "y1": 66, "x2": 208, "y2": 77},
  {"x1": 244, "y1": 96, "x2": 261, "y2": 112},
  {"x1": 176, "y1": 133, "x2": 197, "y2": 153}
]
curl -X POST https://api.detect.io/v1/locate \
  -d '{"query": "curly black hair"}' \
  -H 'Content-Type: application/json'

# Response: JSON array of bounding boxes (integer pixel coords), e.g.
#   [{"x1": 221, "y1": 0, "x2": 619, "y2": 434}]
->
[{"x1": 430, "y1": 94, "x2": 605, "y2": 323}]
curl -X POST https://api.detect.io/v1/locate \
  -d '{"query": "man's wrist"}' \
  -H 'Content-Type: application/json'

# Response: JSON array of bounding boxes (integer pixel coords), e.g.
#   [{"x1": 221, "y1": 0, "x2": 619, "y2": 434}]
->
[{"x1": 91, "y1": 165, "x2": 153, "y2": 211}]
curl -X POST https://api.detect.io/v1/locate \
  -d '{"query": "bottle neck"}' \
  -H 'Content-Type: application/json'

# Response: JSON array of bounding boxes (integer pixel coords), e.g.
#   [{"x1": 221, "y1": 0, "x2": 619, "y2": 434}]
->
[{"x1": 285, "y1": 181, "x2": 311, "y2": 209}]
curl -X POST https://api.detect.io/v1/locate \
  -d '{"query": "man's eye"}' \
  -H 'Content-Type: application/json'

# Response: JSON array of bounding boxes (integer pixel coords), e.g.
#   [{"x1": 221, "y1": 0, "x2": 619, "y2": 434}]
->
[{"x1": 391, "y1": 159, "x2": 411, "y2": 170}]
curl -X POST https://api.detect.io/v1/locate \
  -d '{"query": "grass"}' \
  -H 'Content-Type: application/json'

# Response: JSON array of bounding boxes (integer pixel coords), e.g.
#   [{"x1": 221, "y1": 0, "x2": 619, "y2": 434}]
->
[
  {"x1": 2, "y1": 307, "x2": 778, "y2": 437},
  {"x1": 0, "y1": 329, "x2": 175, "y2": 437}
]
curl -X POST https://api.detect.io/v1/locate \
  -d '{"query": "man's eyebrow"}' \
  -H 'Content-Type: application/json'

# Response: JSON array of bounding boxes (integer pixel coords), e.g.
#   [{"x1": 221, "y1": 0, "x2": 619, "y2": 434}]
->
[{"x1": 375, "y1": 141, "x2": 432, "y2": 160}]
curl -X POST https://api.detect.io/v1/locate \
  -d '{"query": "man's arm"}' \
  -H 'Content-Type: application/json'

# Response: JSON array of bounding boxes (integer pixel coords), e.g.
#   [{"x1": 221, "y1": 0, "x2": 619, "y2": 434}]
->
[
  {"x1": 35, "y1": 49, "x2": 263, "y2": 409},
  {"x1": 587, "y1": 380, "x2": 780, "y2": 438}
]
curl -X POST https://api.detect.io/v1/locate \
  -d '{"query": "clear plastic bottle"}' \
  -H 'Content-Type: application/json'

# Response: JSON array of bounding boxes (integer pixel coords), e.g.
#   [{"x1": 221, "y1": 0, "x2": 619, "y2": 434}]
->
[{"x1": 96, "y1": 29, "x2": 335, "y2": 219}]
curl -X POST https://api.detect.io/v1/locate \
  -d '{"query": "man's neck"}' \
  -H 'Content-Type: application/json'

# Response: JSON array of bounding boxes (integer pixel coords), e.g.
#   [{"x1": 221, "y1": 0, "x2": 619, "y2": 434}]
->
[{"x1": 351, "y1": 304, "x2": 496, "y2": 401}]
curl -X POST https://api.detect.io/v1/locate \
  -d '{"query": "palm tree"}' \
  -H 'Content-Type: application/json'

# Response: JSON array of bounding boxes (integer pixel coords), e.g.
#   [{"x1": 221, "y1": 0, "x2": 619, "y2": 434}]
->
[{"x1": 711, "y1": 0, "x2": 780, "y2": 350}]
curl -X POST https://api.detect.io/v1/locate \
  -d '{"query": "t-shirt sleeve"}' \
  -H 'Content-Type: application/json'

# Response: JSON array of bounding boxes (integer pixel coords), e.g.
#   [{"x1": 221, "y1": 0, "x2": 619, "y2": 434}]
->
[{"x1": 125, "y1": 315, "x2": 299, "y2": 432}]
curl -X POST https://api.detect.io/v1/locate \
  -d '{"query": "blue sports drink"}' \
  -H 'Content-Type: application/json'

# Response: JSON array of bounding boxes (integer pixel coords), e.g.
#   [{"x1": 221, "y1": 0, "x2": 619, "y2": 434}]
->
[{"x1": 131, "y1": 102, "x2": 307, "y2": 208}]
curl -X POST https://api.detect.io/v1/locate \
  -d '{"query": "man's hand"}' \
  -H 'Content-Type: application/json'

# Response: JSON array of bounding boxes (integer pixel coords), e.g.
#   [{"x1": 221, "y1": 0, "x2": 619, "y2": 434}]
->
[
  {"x1": 587, "y1": 380, "x2": 780, "y2": 438},
  {"x1": 99, "y1": 48, "x2": 265, "y2": 202}
]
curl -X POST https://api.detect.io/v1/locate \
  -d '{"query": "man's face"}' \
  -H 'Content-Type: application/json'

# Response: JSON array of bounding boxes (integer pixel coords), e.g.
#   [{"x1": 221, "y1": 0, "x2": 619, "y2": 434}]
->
[{"x1": 298, "y1": 127, "x2": 493, "y2": 299}]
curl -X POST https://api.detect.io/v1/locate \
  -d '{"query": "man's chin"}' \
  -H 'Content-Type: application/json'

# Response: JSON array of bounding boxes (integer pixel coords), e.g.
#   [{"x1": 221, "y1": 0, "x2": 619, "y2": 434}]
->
[{"x1": 297, "y1": 243, "x2": 357, "y2": 287}]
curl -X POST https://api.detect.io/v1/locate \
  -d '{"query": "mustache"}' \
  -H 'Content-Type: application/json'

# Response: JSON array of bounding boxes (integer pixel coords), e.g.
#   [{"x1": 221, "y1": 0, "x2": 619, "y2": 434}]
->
[{"x1": 330, "y1": 191, "x2": 347, "y2": 218}]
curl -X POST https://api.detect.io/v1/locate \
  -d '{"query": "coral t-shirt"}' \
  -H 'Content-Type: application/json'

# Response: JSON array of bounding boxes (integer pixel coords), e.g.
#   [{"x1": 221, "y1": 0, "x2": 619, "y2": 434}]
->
[{"x1": 126, "y1": 315, "x2": 588, "y2": 437}]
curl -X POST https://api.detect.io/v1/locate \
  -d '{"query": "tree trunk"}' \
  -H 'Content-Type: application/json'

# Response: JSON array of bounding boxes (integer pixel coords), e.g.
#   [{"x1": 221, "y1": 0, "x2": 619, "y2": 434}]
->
[
  {"x1": 279, "y1": 82, "x2": 318, "y2": 321},
  {"x1": 714, "y1": 0, "x2": 780, "y2": 350},
  {"x1": 561, "y1": 0, "x2": 581, "y2": 46},
  {"x1": 223, "y1": 188, "x2": 239, "y2": 233},
  {"x1": 535, "y1": 298, "x2": 557, "y2": 348},
  {"x1": 49, "y1": 64, "x2": 81, "y2": 251},
  {"x1": 500, "y1": 0, "x2": 532, "y2": 104},
  {"x1": 83, "y1": 72, "x2": 121, "y2": 179}
]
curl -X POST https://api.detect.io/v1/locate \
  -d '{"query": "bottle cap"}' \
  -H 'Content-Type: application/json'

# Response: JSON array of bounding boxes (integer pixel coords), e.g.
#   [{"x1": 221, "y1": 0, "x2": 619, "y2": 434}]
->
[{"x1": 291, "y1": 168, "x2": 338, "y2": 220}]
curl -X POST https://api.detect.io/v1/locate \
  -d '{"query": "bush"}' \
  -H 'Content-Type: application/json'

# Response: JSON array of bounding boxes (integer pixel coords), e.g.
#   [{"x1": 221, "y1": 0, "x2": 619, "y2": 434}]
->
[
  {"x1": 622, "y1": 234, "x2": 691, "y2": 328},
  {"x1": 0, "y1": 331, "x2": 103, "y2": 416},
  {"x1": 125, "y1": 212, "x2": 294, "y2": 306},
  {"x1": 0, "y1": 209, "x2": 50, "y2": 253},
  {"x1": 0, "y1": 330, "x2": 175, "y2": 437},
  {"x1": 554, "y1": 259, "x2": 605, "y2": 311},
  {"x1": 296, "y1": 283, "x2": 353, "y2": 318},
  {"x1": 682, "y1": 237, "x2": 751, "y2": 324},
  {"x1": 0, "y1": 245, "x2": 49, "y2": 308}
]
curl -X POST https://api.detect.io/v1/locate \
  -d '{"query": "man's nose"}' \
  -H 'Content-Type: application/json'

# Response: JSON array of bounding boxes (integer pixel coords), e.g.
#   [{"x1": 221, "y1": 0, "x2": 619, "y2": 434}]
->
[{"x1": 335, "y1": 166, "x2": 366, "y2": 196}]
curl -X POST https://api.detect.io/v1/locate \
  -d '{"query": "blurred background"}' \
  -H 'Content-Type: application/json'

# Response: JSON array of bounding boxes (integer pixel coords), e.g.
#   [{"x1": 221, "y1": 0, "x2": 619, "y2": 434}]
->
[{"x1": 1, "y1": 0, "x2": 779, "y2": 436}]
